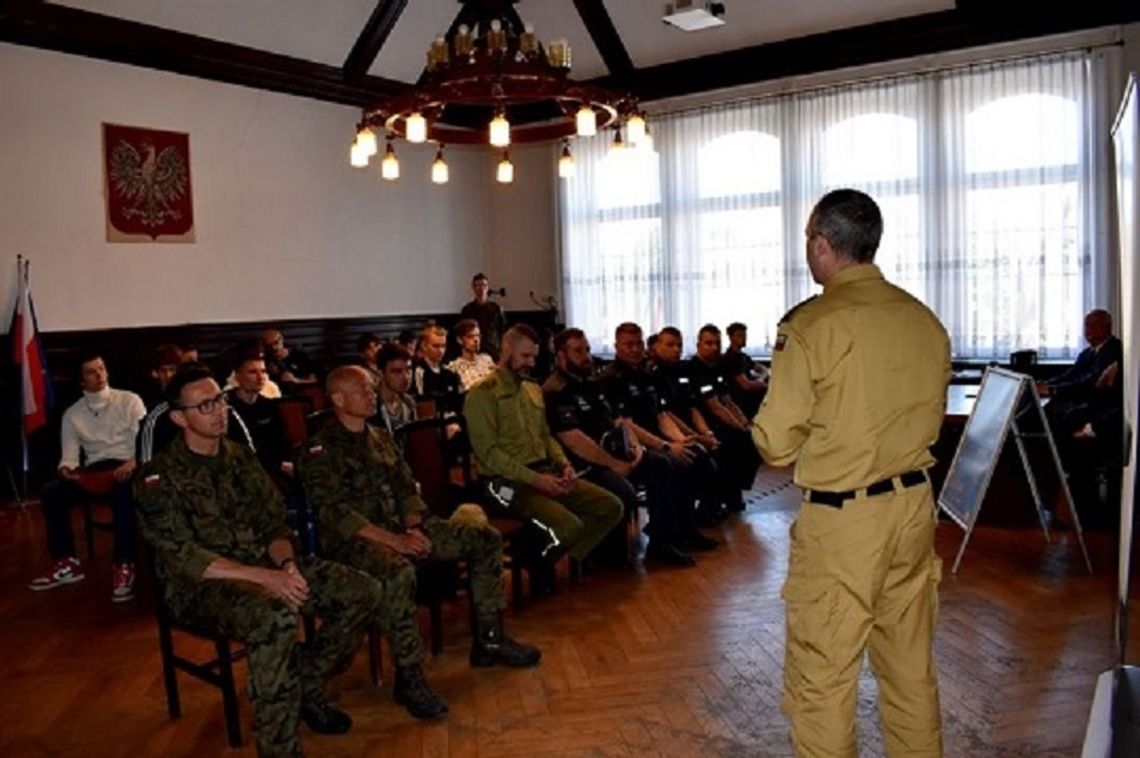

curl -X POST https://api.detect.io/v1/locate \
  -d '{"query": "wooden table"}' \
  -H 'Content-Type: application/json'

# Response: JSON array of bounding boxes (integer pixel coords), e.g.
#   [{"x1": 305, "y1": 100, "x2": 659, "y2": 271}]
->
[{"x1": 945, "y1": 384, "x2": 979, "y2": 423}]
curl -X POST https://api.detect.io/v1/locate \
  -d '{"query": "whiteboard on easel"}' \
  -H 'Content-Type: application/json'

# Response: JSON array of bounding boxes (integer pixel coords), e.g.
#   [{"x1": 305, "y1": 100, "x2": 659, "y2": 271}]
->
[{"x1": 938, "y1": 368, "x2": 1025, "y2": 530}]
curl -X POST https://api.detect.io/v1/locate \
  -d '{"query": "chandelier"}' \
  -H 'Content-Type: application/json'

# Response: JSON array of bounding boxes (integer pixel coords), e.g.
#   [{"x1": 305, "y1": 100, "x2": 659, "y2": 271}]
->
[{"x1": 348, "y1": 0, "x2": 648, "y2": 184}]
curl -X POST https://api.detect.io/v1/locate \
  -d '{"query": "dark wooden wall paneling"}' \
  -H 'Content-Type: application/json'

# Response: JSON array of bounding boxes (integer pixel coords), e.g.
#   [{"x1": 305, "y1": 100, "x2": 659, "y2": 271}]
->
[{"x1": 2, "y1": 309, "x2": 558, "y2": 483}]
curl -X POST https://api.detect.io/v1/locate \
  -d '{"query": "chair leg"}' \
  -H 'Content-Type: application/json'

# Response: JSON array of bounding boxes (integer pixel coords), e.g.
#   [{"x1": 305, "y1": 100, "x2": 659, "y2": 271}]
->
[
  {"x1": 367, "y1": 625, "x2": 383, "y2": 686},
  {"x1": 429, "y1": 598, "x2": 443, "y2": 656},
  {"x1": 511, "y1": 561, "x2": 524, "y2": 608},
  {"x1": 157, "y1": 616, "x2": 181, "y2": 719},
  {"x1": 83, "y1": 502, "x2": 96, "y2": 560},
  {"x1": 215, "y1": 638, "x2": 243, "y2": 748}
]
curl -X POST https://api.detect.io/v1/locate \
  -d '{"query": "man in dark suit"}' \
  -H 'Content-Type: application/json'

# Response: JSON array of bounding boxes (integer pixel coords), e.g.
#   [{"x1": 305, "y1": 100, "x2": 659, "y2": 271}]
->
[{"x1": 1039, "y1": 308, "x2": 1122, "y2": 446}]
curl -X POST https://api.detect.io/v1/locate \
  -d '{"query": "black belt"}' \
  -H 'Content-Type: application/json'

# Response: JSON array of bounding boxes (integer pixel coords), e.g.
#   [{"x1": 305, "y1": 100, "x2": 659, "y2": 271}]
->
[{"x1": 806, "y1": 470, "x2": 928, "y2": 509}]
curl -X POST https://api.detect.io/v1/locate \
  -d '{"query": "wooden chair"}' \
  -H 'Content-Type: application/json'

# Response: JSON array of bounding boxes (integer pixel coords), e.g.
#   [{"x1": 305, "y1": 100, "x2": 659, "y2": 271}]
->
[
  {"x1": 276, "y1": 396, "x2": 313, "y2": 449},
  {"x1": 397, "y1": 416, "x2": 530, "y2": 607},
  {"x1": 151, "y1": 555, "x2": 247, "y2": 748},
  {"x1": 74, "y1": 469, "x2": 117, "y2": 560}
]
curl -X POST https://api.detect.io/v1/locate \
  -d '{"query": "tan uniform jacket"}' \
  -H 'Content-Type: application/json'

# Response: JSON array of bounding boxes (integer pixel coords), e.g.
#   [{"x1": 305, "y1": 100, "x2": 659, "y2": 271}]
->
[{"x1": 752, "y1": 264, "x2": 951, "y2": 491}]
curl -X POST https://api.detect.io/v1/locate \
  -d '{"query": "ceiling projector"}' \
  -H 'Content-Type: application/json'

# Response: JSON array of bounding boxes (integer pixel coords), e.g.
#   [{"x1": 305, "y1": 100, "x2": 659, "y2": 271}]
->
[{"x1": 663, "y1": 1, "x2": 726, "y2": 32}]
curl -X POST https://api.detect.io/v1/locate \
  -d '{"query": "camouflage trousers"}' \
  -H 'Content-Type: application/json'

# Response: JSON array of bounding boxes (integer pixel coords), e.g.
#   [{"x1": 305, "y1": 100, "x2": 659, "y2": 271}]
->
[
  {"x1": 328, "y1": 515, "x2": 504, "y2": 668},
  {"x1": 169, "y1": 556, "x2": 383, "y2": 758}
]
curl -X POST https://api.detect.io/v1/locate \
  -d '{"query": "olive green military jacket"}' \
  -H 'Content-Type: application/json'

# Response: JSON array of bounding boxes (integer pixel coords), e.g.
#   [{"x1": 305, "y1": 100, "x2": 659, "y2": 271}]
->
[
  {"x1": 463, "y1": 366, "x2": 570, "y2": 486},
  {"x1": 297, "y1": 420, "x2": 428, "y2": 553},
  {"x1": 134, "y1": 437, "x2": 292, "y2": 588}
]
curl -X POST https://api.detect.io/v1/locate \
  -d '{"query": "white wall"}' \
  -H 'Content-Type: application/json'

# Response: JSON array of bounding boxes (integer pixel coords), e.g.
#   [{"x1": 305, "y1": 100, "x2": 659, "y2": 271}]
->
[
  {"x1": 483, "y1": 143, "x2": 560, "y2": 315},
  {"x1": 0, "y1": 43, "x2": 560, "y2": 332}
]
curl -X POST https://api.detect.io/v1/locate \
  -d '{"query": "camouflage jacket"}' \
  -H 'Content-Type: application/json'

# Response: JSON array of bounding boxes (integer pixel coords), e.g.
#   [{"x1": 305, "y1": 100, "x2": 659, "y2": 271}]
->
[
  {"x1": 297, "y1": 420, "x2": 427, "y2": 553},
  {"x1": 134, "y1": 436, "x2": 292, "y2": 588}
]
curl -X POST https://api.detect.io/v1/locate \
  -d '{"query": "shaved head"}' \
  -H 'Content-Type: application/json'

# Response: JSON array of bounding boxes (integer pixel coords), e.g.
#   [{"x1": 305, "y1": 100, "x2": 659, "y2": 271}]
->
[{"x1": 327, "y1": 365, "x2": 369, "y2": 396}]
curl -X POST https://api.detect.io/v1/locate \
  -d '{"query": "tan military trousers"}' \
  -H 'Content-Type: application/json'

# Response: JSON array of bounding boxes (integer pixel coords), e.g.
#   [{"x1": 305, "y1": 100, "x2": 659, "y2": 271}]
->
[{"x1": 782, "y1": 480, "x2": 943, "y2": 757}]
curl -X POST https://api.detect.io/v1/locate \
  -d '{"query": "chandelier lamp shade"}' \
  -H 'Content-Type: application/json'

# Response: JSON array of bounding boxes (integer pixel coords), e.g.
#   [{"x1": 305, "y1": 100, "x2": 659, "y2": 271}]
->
[{"x1": 348, "y1": 0, "x2": 644, "y2": 183}]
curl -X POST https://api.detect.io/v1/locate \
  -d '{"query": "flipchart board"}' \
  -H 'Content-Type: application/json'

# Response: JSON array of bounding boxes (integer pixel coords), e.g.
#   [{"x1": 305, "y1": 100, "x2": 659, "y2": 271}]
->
[
  {"x1": 938, "y1": 368, "x2": 1024, "y2": 530},
  {"x1": 937, "y1": 367, "x2": 1089, "y2": 574}
]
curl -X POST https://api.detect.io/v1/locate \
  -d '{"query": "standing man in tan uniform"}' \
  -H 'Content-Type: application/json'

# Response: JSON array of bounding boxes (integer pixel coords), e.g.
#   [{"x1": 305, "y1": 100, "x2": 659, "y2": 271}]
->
[{"x1": 752, "y1": 189, "x2": 950, "y2": 757}]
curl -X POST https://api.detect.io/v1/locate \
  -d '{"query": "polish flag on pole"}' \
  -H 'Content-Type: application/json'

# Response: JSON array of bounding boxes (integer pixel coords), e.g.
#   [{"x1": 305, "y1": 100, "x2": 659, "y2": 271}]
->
[{"x1": 10, "y1": 256, "x2": 52, "y2": 436}]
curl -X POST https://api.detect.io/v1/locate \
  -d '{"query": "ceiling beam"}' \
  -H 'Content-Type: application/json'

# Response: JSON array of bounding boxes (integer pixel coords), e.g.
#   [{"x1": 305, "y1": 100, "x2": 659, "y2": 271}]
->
[
  {"x1": 572, "y1": 0, "x2": 634, "y2": 79},
  {"x1": 343, "y1": 0, "x2": 408, "y2": 81},
  {"x1": 0, "y1": 0, "x2": 410, "y2": 107},
  {"x1": 595, "y1": 6, "x2": 1140, "y2": 103}
]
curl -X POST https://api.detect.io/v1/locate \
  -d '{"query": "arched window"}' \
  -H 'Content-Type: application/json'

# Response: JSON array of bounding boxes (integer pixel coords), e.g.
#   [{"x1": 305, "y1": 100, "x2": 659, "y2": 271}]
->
[
  {"x1": 960, "y1": 93, "x2": 1081, "y2": 356},
  {"x1": 823, "y1": 112, "x2": 923, "y2": 300}
]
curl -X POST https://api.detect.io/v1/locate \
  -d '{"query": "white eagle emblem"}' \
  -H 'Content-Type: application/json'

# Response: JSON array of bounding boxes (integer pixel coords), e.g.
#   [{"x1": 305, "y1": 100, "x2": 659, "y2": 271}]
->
[{"x1": 108, "y1": 140, "x2": 189, "y2": 230}]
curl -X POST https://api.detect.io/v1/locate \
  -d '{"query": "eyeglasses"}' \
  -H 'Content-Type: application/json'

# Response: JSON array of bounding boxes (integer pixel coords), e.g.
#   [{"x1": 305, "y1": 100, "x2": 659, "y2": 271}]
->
[{"x1": 176, "y1": 392, "x2": 228, "y2": 414}]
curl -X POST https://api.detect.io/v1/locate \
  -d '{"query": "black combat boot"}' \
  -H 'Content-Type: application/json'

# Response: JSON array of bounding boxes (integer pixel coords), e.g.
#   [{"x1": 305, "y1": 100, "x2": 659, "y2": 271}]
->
[
  {"x1": 299, "y1": 696, "x2": 353, "y2": 734},
  {"x1": 393, "y1": 664, "x2": 449, "y2": 720},
  {"x1": 470, "y1": 617, "x2": 542, "y2": 668}
]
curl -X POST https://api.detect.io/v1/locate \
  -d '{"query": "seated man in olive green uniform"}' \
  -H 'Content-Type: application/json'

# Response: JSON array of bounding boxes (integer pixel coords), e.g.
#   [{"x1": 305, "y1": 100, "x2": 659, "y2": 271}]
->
[
  {"x1": 464, "y1": 324, "x2": 624, "y2": 591},
  {"x1": 135, "y1": 365, "x2": 383, "y2": 758},
  {"x1": 298, "y1": 365, "x2": 540, "y2": 722}
]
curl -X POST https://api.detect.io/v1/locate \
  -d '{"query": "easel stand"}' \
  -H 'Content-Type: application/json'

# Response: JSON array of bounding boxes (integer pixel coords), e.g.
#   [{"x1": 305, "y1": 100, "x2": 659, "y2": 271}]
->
[{"x1": 940, "y1": 368, "x2": 1091, "y2": 574}]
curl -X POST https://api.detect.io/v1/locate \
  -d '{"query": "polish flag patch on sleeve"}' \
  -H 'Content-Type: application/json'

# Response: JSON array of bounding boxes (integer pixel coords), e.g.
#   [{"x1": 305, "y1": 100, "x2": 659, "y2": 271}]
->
[
  {"x1": 307, "y1": 444, "x2": 324, "y2": 457},
  {"x1": 144, "y1": 474, "x2": 162, "y2": 488},
  {"x1": 775, "y1": 334, "x2": 787, "y2": 352}
]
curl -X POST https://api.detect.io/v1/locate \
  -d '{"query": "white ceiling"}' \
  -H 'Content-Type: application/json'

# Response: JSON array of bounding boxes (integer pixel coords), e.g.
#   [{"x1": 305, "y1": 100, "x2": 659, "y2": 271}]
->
[{"x1": 49, "y1": 0, "x2": 957, "y2": 83}]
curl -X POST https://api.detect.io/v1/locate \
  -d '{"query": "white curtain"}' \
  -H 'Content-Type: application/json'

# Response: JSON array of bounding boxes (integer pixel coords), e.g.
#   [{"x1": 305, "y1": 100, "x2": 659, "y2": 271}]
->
[{"x1": 560, "y1": 48, "x2": 1120, "y2": 359}]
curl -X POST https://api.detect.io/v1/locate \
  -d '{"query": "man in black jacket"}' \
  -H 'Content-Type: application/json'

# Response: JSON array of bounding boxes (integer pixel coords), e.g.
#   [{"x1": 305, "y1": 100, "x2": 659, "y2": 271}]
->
[{"x1": 1039, "y1": 309, "x2": 1123, "y2": 445}]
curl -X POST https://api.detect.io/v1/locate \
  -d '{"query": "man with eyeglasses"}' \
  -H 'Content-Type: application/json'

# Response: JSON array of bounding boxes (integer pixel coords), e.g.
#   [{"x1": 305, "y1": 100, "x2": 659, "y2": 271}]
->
[
  {"x1": 299, "y1": 365, "x2": 541, "y2": 722},
  {"x1": 29, "y1": 351, "x2": 146, "y2": 603},
  {"x1": 134, "y1": 365, "x2": 383, "y2": 756}
]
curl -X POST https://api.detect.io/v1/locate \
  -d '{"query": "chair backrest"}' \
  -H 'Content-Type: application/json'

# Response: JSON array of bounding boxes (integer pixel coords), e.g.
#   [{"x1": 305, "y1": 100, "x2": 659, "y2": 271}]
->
[
  {"x1": 277, "y1": 397, "x2": 312, "y2": 448},
  {"x1": 415, "y1": 396, "x2": 438, "y2": 419},
  {"x1": 396, "y1": 417, "x2": 458, "y2": 518},
  {"x1": 296, "y1": 384, "x2": 328, "y2": 411}
]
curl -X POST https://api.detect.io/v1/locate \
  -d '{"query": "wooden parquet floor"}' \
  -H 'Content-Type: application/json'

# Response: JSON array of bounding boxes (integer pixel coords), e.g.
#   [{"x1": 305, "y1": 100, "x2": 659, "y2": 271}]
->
[{"x1": 1, "y1": 468, "x2": 1136, "y2": 757}]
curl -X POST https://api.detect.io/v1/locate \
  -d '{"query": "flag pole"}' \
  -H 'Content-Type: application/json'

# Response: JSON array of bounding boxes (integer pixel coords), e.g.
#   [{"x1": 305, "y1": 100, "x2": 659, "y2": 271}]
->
[{"x1": 6, "y1": 256, "x2": 29, "y2": 507}]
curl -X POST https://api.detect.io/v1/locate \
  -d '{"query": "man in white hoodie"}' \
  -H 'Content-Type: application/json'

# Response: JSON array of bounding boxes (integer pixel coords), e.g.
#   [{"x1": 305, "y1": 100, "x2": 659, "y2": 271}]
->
[{"x1": 28, "y1": 351, "x2": 146, "y2": 602}]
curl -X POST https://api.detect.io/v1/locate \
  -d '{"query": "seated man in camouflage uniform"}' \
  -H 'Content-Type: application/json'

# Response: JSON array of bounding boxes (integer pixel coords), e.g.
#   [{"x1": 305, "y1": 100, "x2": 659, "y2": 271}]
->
[
  {"x1": 299, "y1": 365, "x2": 540, "y2": 721},
  {"x1": 135, "y1": 365, "x2": 383, "y2": 758}
]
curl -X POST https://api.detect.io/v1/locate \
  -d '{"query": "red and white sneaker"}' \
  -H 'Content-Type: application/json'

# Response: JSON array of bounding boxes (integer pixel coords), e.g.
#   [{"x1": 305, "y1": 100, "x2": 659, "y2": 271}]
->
[
  {"x1": 111, "y1": 562, "x2": 136, "y2": 603},
  {"x1": 28, "y1": 557, "x2": 85, "y2": 591}
]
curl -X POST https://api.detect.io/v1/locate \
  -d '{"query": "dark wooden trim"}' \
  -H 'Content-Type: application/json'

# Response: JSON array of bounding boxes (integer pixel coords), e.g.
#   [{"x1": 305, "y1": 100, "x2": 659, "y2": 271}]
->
[
  {"x1": 343, "y1": 0, "x2": 409, "y2": 81},
  {"x1": 0, "y1": 0, "x2": 411, "y2": 107},
  {"x1": 572, "y1": 0, "x2": 634, "y2": 79},
  {"x1": 593, "y1": 7, "x2": 1140, "y2": 103},
  {"x1": 1, "y1": 309, "x2": 559, "y2": 480}
]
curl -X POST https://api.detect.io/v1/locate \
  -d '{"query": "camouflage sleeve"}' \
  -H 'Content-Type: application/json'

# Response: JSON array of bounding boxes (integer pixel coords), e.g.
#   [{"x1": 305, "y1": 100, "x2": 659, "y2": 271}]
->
[
  {"x1": 237, "y1": 446, "x2": 292, "y2": 546},
  {"x1": 463, "y1": 386, "x2": 540, "y2": 485},
  {"x1": 133, "y1": 463, "x2": 221, "y2": 582},
  {"x1": 297, "y1": 441, "x2": 370, "y2": 543},
  {"x1": 376, "y1": 430, "x2": 428, "y2": 520}
]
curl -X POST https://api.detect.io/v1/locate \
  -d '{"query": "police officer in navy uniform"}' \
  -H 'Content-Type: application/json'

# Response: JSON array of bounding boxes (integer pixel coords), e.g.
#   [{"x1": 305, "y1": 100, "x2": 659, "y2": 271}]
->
[
  {"x1": 722, "y1": 321, "x2": 769, "y2": 418},
  {"x1": 543, "y1": 329, "x2": 715, "y2": 567},
  {"x1": 686, "y1": 324, "x2": 763, "y2": 511}
]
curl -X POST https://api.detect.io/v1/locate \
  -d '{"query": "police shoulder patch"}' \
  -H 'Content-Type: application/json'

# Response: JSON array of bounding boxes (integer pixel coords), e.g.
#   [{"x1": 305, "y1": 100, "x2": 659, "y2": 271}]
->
[
  {"x1": 778, "y1": 295, "x2": 818, "y2": 325},
  {"x1": 775, "y1": 334, "x2": 787, "y2": 352}
]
